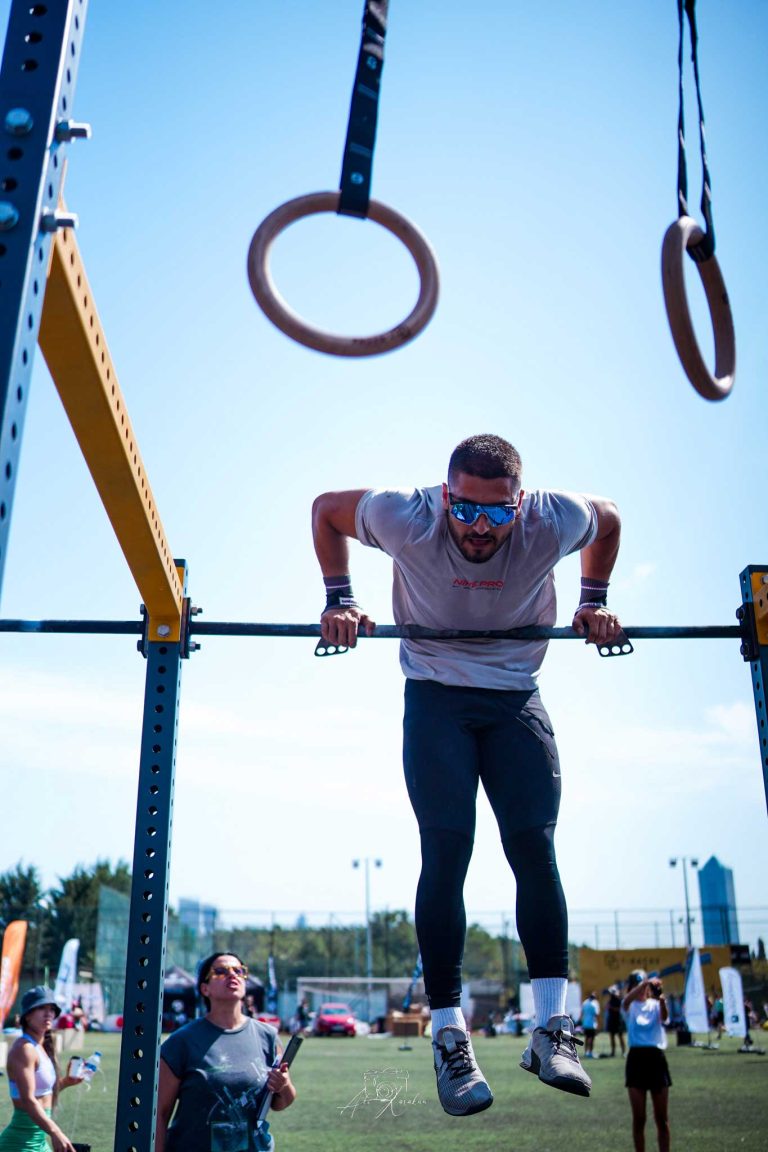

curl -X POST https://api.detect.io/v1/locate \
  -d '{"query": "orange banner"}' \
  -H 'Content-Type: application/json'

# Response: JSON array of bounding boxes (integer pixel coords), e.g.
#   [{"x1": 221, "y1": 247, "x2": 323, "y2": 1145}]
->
[{"x1": 0, "y1": 920, "x2": 28, "y2": 1027}]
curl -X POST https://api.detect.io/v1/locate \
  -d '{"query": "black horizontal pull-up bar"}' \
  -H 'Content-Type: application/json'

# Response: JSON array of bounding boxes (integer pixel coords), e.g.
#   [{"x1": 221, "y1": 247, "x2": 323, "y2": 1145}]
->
[
  {"x1": 197, "y1": 622, "x2": 744, "y2": 641},
  {"x1": 0, "y1": 618, "x2": 742, "y2": 641},
  {"x1": 194, "y1": 622, "x2": 743, "y2": 642},
  {"x1": 0, "y1": 619, "x2": 143, "y2": 635}
]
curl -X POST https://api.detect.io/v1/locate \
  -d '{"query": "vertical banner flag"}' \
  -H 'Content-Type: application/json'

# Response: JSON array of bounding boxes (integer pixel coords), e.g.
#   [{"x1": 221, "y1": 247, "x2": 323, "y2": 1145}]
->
[
  {"x1": 266, "y1": 955, "x2": 279, "y2": 1015},
  {"x1": 719, "y1": 966, "x2": 747, "y2": 1038},
  {"x1": 54, "y1": 938, "x2": 80, "y2": 1010},
  {"x1": 402, "y1": 953, "x2": 423, "y2": 1011},
  {"x1": 683, "y1": 947, "x2": 710, "y2": 1033},
  {"x1": 0, "y1": 920, "x2": 28, "y2": 1027}
]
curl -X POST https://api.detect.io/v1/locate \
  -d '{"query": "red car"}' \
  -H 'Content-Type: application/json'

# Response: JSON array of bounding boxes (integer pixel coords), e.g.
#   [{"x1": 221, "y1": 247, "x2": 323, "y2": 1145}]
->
[
  {"x1": 313, "y1": 1002, "x2": 357, "y2": 1037},
  {"x1": 256, "y1": 1013, "x2": 281, "y2": 1032}
]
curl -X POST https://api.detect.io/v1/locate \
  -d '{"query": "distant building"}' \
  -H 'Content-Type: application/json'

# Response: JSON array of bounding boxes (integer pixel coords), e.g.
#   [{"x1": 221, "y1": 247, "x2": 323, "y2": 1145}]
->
[
  {"x1": 697, "y1": 857, "x2": 739, "y2": 945},
  {"x1": 179, "y1": 898, "x2": 218, "y2": 937}
]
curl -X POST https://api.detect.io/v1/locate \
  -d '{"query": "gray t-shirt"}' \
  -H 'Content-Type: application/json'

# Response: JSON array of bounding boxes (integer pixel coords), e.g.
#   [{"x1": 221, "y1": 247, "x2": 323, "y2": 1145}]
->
[
  {"x1": 356, "y1": 485, "x2": 597, "y2": 690},
  {"x1": 161, "y1": 1016, "x2": 278, "y2": 1152}
]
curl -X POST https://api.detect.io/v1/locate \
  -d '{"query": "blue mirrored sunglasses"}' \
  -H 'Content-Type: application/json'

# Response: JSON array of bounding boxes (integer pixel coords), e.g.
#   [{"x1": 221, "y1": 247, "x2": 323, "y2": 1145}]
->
[{"x1": 448, "y1": 495, "x2": 518, "y2": 527}]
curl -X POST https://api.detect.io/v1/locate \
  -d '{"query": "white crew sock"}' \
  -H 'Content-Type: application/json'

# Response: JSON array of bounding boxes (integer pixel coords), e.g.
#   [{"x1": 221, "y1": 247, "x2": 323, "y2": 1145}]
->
[
  {"x1": 431, "y1": 1007, "x2": 466, "y2": 1037},
  {"x1": 531, "y1": 977, "x2": 568, "y2": 1028}
]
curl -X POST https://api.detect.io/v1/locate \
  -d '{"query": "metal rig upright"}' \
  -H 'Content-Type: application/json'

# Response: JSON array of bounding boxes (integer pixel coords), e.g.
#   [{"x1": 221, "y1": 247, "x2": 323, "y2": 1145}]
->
[
  {"x1": 0, "y1": 0, "x2": 88, "y2": 588},
  {"x1": 0, "y1": 4, "x2": 187, "y2": 1150}
]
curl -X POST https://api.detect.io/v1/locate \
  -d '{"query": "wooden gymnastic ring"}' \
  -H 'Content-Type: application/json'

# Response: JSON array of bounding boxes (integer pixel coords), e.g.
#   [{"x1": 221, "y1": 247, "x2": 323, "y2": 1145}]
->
[
  {"x1": 247, "y1": 191, "x2": 439, "y2": 357},
  {"x1": 661, "y1": 215, "x2": 736, "y2": 401}
]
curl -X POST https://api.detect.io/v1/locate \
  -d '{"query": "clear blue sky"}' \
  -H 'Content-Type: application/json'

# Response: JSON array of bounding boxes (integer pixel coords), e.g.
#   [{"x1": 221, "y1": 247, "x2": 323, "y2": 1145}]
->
[{"x1": 0, "y1": 1, "x2": 766, "y2": 951}]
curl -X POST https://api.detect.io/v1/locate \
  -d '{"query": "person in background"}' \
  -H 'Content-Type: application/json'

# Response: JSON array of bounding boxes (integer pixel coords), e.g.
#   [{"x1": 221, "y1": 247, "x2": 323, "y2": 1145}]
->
[
  {"x1": 156, "y1": 953, "x2": 296, "y2": 1152},
  {"x1": 580, "y1": 991, "x2": 600, "y2": 1058},
  {"x1": 70, "y1": 1000, "x2": 86, "y2": 1032},
  {"x1": 623, "y1": 970, "x2": 672, "y2": 1152},
  {"x1": 483, "y1": 1011, "x2": 498, "y2": 1038},
  {"x1": 605, "y1": 984, "x2": 626, "y2": 1057},
  {"x1": 0, "y1": 985, "x2": 84, "y2": 1152},
  {"x1": 292, "y1": 999, "x2": 310, "y2": 1035}
]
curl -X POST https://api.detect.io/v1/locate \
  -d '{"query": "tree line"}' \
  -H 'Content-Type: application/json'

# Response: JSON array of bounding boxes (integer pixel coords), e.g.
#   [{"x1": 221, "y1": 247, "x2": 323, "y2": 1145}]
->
[
  {"x1": 208, "y1": 911, "x2": 533, "y2": 991},
  {"x1": 0, "y1": 860, "x2": 545, "y2": 995},
  {"x1": 0, "y1": 860, "x2": 132, "y2": 979}
]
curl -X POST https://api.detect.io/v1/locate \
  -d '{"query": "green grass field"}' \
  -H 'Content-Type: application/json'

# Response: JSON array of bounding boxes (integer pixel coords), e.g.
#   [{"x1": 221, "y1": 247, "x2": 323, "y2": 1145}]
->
[{"x1": 1, "y1": 1030, "x2": 766, "y2": 1151}]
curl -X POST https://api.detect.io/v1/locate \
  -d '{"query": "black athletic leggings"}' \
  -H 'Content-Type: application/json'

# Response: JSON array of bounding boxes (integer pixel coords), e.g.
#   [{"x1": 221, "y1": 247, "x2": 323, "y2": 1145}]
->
[{"x1": 403, "y1": 678, "x2": 568, "y2": 1008}]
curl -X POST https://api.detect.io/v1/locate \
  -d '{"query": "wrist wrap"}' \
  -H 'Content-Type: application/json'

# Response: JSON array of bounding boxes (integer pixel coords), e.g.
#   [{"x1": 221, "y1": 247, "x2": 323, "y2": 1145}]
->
[
  {"x1": 323, "y1": 575, "x2": 359, "y2": 613},
  {"x1": 578, "y1": 577, "x2": 609, "y2": 608}
]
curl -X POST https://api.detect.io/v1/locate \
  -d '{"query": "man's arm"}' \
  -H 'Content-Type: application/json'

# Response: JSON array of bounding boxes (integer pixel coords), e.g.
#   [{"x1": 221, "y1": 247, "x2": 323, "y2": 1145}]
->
[
  {"x1": 580, "y1": 496, "x2": 621, "y2": 581},
  {"x1": 572, "y1": 496, "x2": 623, "y2": 645},
  {"x1": 312, "y1": 489, "x2": 375, "y2": 648}
]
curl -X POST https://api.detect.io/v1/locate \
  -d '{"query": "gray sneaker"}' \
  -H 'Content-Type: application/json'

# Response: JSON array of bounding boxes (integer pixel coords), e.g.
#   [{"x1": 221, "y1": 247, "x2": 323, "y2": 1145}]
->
[
  {"x1": 519, "y1": 1014, "x2": 592, "y2": 1096},
  {"x1": 432, "y1": 1025, "x2": 493, "y2": 1116}
]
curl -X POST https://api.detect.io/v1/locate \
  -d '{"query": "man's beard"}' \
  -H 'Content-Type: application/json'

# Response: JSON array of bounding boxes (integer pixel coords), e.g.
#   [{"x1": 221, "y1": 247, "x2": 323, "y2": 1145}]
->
[{"x1": 456, "y1": 534, "x2": 500, "y2": 563}]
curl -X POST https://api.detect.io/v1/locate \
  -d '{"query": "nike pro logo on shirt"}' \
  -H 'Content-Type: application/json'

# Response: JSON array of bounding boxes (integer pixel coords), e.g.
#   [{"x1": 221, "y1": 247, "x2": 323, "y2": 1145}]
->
[{"x1": 452, "y1": 579, "x2": 505, "y2": 591}]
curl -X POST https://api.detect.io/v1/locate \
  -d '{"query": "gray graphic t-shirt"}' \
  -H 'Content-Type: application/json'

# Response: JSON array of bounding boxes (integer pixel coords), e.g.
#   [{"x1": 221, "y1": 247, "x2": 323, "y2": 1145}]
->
[
  {"x1": 356, "y1": 486, "x2": 597, "y2": 690},
  {"x1": 161, "y1": 1017, "x2": 278, "y2": 1152}
]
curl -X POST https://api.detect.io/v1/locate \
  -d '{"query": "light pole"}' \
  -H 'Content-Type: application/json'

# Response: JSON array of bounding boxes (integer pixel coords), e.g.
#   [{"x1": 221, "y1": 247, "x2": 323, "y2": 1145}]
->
[
  {"x1": 669, "y1": 857, "x2": 699, "y2": 949},
  {"x1": 352, "y1": 858, "x2": 382, "y2": 1022}
]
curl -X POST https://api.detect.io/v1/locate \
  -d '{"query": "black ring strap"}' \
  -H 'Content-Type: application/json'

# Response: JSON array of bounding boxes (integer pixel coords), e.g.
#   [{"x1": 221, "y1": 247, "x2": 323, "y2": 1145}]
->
[
  {"x1": 676, "y1": 0, "x2": 715, "y2": 263},
  {"x1": 338, "y1": 0, "x2": 389, "y2": 219}
]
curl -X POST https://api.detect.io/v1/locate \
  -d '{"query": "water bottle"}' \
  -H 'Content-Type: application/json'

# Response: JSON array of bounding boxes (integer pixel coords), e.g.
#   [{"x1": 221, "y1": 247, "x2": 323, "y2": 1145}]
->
[{"x1": 81, "y1": 1052, "x2": 102, "y2": 1083}]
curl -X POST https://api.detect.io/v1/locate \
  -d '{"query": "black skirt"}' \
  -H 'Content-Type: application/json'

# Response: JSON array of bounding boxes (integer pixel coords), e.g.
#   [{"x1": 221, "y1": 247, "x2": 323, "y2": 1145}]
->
[{"x1": 625, "y1": 1046, "x2": 672, "y2": 1092}]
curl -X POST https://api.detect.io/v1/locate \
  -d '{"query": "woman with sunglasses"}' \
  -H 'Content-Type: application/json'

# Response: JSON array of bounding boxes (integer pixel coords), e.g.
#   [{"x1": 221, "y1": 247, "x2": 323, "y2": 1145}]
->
[
  {"x1": 156, "y1": 953, "x2": 296, "y2": 1152},
  {"x1": 313, "y1": 432, "x2": 623, "y2": 1117},
  {"x1": 0, "y1": 985, "x2": 83, "y2": 1152}
]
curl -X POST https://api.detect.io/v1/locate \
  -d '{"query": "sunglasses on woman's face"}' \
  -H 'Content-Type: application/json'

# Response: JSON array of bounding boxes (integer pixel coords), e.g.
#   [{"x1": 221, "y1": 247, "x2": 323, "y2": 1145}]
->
[{"x1": 207, "y1": 964, "x2": 248, "y2": 979}]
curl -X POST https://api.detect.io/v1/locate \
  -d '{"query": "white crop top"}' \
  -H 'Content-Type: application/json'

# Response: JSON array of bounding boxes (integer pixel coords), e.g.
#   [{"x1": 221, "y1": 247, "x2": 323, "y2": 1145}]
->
[{"x1": 8, "y1": 1034, "x2": 57, "y2": 1099}]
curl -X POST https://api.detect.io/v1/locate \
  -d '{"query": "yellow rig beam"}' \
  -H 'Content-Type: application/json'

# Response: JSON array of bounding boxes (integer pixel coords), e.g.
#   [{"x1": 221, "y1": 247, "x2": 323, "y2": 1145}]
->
[
  {"x1": 38, "y1": 224, "x2": 183, "y2": 641},
  {"x1": 751, "y1": 570, "x2": 768, "y2": 647}
]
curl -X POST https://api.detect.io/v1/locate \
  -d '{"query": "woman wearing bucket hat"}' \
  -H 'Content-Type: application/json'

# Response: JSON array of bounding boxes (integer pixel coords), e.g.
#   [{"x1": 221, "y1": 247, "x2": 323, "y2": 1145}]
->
[{"x1": 0, "y1": 985, "x2": 84, "y2": 1152}]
